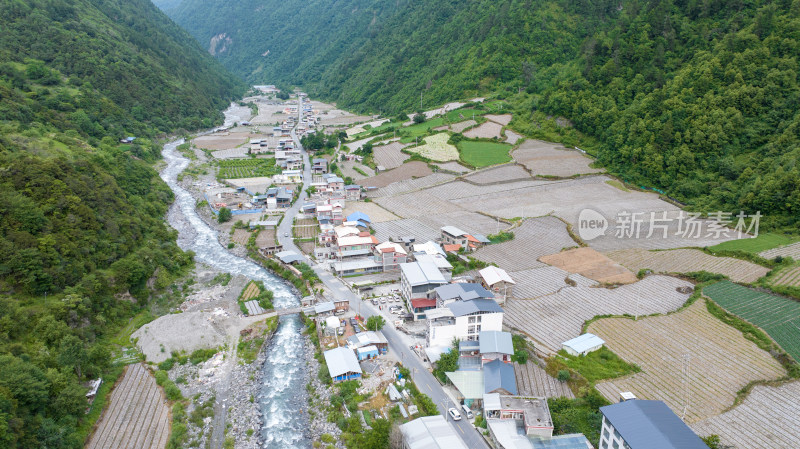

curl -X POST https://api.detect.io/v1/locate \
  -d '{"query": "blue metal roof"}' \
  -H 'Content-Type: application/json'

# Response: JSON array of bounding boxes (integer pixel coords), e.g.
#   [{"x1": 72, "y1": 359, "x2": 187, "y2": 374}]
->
[
  {"x1": 346, "y1": 211, "x2": 371, "y2": 223},
  {"x1": 479, "y1": 331, "x2": 514, "y2": 355},
  {"x1": 435, "y1": 283, "x2": 494, "y2": 302},
  {"x1": 447, "y1": 299, "x2": 503, "y2": 317},
  {"x1": 483, "y1": 359, "x2": 516, "y2": 395},
  {"x1": 600, "y1": 400, "x2": 707, "y2": 449}
]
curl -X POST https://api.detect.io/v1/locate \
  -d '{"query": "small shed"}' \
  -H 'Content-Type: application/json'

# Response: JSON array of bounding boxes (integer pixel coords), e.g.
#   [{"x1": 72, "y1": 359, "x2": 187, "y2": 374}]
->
[
  {"x1": 325, "y1": 316, "x2": 341, "y2": 335},
  {"x1": 323, "y1": 347, "x2": 362, "y2": 383},
  {"x1": 356, "y1": 345, "x2": 379, "y2": 361},
  {"x1": 314, "y1": 301, "x2": 336, "y2": 317},
  {"x1": 562, "y1": 333, "x2": 605, "y2": 356}
]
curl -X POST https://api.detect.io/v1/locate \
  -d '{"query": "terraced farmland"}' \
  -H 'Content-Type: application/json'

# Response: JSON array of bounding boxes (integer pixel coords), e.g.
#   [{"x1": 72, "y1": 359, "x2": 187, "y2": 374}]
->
[
  {"x1": 760, "y1": 241, "x2": 800, "y2": 260},
  {"x1": 464, "y1": 164, "x2": 531, "y2": 184},
  {"x1": 510, "y1": 266, "x2": 579, "y2": 299},
  {"x1": 217, "y1": 158, "x2": 279, "y2": 179},
  {"x1": 512, "y1": 140, "x2": 602, "y2": 177},
  {"x1": 231, "y1": 228, "x2": 250, "y2": 245},
  {"x1": 366, "y1": 171, "x2": 454, "y2": 196},
  {"x1": 450, "y1": 119, "x2": 477, "y2": 133},
  {"x1": 86, "y1": 364, "x2": 170, "y2": 449},
  {"x1": 504, "y1": 275, "x2": 692, "y2": 352},
  {"x1": 514, "y1": 361, "x2": 575, "y2": 399},
  {"x1": 591, "y1": 300, "x2": 786, "y2": 423},
  {"x1": 691, "y1": 381, "x2": 800, "y2": 448},
  {"x1": 540, "y1": 247, "x2": 637, "y2": 284},
  {"x1": 771, "y1": 265, "x2": 800, "y2": 287},
  {"x1": 464, "y1": 121, "x2": 504, "y2": 139},
  {"x1": 473, "y1": 217, "x2": 577, "y2": 272},
  {"x1": 373, "y1": 141, "x2": 410, "y2": 169},
  {"x1": 606, "y1": 248, "x2": 770, "y2": 283},
  {"x1": 410, "y1": 133, "x2": 458, "y2": 161},
  {"x1": 704, "y1": 281, "x2": 800, "y2": 362},
  {"x1": 458, "y1": 141, "x2": 513, "y2": 167},
  {"x1": 485, "y1": 114, "x2": 513, "y2": 126},
  {"x1": 372, "y1": 218, "x2": 440, "y2": 243},
  {"x1": 362, "y1": 161, "x2": 435, "y2": 189}
]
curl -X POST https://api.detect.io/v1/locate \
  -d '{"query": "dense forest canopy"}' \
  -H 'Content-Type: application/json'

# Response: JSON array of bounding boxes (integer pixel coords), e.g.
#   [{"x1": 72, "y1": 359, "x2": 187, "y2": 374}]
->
[
  {"x1": 0, "y1": 0, "x2": 244, "y2": 447},
  {"x1": 163, "y1": 0, "x2": 800, "y2": 230}
]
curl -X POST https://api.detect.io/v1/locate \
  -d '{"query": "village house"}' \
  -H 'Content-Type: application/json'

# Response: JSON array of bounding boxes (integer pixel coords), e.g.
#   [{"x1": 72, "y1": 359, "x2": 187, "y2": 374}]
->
[
  {"x1": 479, "y1": 330, "x2": 514, "y2": 364},
  {"x1": 562, "y1": 333, "x2": 605, "y2": 357},
  {"x1": 335, "y1": 225, "x2": 378, "y2": 260},
  {"x1": 312, "y1": 158, "x2": 328, "y2": 174},
  {"x1": 440, "y1": 226, "x2": 490, "y2": 252},
  {"x1": 374, "y1": 241, "x2": 408, "y2": 271},
  {"x1": 426, "y1": 298, "x2": 504, "y2": 347},
  {"x1": 346, "y1": 211, "x2": 371, "y2": 230},
  {"x1": 433, "y1": 283, "x2": 494, "y2": 307},
  {"x1": 344, "y1": 184, "x2": 362, "y2": 201},
  {"x1": 323, "y1": 347, "x2": 362, "y2": 383},
  {"x1": 479, "y1": 266, "x2": 516, "y2": 301},
  {"x1": 346, "y1": 330, "x2": 389, "y2": 354},
  {"x1": 413, "y1": 253, "x2": 453, "y2": 281},
  {"x1": 599, "y1": 398, "x2": 707, "y2": 449},
  {"x1": 400, "y1": 262, "x2": 448, "y2": 310},
  {"x1": 400, "y1": 416, "x2": 468, "y2": 449}
]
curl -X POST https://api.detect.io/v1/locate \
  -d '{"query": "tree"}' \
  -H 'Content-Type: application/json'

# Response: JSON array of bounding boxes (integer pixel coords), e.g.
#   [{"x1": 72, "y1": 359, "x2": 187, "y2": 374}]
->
[
  {"x1": 217, "y1": 207, "x2": 232, "y2": 223},
  {"x1": 365, "y1": 315, "x2": 385, "y2": 331},
  {"x1": 57, "y1": 335, "x2": 88, "y2": 378},
  {"x1": 412, "y1": 113, "x2": 425, "y2": 124}
]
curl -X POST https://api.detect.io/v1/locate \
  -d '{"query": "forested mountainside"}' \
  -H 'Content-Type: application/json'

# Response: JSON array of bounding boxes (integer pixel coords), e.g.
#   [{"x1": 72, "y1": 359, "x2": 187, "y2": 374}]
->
[
  {"x1": 0, "y1": 1, "x2": 244, "y2": 447},
  {"x1": 163, "y1": 0, "x2": 799, "y2": 230}
]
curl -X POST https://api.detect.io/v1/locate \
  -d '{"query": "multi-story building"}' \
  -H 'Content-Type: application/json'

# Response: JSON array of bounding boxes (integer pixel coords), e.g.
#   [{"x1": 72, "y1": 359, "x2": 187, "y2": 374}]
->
[
  {"x1": 599, "y1": 398, "x2": 707, "y2": 449},
  {"x1": 426, "y1": 299, "x2": 504, "y2": 347}
]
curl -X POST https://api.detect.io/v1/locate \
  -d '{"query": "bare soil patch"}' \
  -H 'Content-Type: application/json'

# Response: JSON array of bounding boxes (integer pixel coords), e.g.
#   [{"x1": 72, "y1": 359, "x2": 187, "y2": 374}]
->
[
  {"x1": 231, "y1": 229, "x2": 251, "y2": 245},
  {"x1": 343, "y1": 202, "x2": 400, "y2": 223},
  {"x1": 450, "y1": 120, "x2": 478, "y2": 133},
  {"x1": 512, "y1": 140, "x2": 602, "y2": 177},
  {"x1": 485, "y1": 114, "x2": 513, "y2": 126},
  {"x1": 373, "y1": 141, "x2": 410, "y2": 169},
  {"x1": 463, "y1": 121, "x2": 504, "y2": 139},
  {"x1": 361, "y1": 161, "x2": 432, "y2": 188},
  {"x1": 540, "y1": 247, "x2": 637, "y2": 284},
  {"x1": 606, "y1": 248, "x2": 769, "y2": 283},
  {"x1": 464, "y1": 164, "x2": 531, "y2": 184},
  {"x1": 473, "y1": 217, "x2": 577, "y2": 272},
  {"x1": 193, "y1": 132, "x2": 250, "y2": 151}
]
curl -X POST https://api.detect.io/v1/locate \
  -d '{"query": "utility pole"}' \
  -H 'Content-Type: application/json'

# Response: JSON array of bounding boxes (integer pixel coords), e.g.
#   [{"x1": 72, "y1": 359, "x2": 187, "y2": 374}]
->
[{"x1": 420, "y1": 91, "x2": 423, "y2": 111}]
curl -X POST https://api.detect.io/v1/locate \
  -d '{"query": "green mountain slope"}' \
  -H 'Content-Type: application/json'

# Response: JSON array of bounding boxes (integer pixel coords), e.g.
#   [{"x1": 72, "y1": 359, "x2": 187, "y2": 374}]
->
[
  {"x1": 166, "y1": 0, "x2": 799, "y2": 230},
  {"x1": 0, "y1": 1, "x2": 243, "y2": 447}
]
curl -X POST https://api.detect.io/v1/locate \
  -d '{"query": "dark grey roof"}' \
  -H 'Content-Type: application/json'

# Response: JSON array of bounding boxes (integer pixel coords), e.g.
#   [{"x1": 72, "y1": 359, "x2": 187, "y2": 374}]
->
[
  {"x1": 483, "y1": 359, "x2": 517, "y2": 395},
  {"x1": 447, "y1": 299, "x2": 503, "y2": 317},
  {"x1": 600, "y1": 400, "x2": 707, "y2": 449},
  {"x1": 435, "y1": 283, "x2": 494, "y2": 302}
]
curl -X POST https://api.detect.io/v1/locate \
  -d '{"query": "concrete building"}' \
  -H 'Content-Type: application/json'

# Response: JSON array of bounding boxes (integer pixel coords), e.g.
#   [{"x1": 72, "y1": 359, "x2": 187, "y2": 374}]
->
[
  {"x1": 374, "y1": 241, "x2": 408, "y2": 271},
  {"x1": 484, "y1": 394, "x2": 553, "y2": 437},
  {"x1": 434, "y1": 283, "x2": 494, "y2": 307},
  {"x1": 346, "y1": 330, "x2": 388, "y2": 354},
  {"x1": 599, "y1": 399, "x2": 707, "y2": 449},
  {"x1": 562, "y1": 333, "x2": 605, "y2": 357},
  {"x1": 399, "y1": 415, "x2": 468, "y2": 449},
  {"x1": 484, "y1": 359, "x2": 517, "y2": 395},
  {"x1": 400, "y1": 262, "x2": 448, "y2": 305},
  {"x1": 323, "y1": 347, "x2": 362, "y2": 383},
  {"x1": 426, "y1": 299, "x2": 504, "y2": 347},
  {"x1": 479, "y1": 266, "x2": 516, "y2": 297},
  {"x1": 479, "y1": 330, "x2": 514, "y2": 364},
  {"x1": 414, "y1": 253, "x2": 453, "y2": 280}
]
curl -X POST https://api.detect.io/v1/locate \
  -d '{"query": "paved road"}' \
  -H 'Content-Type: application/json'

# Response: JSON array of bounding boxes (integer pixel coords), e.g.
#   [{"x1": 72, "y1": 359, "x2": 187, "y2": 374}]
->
[{"x1": 274, "y1": 100, "x2": 489, "y2": 448}]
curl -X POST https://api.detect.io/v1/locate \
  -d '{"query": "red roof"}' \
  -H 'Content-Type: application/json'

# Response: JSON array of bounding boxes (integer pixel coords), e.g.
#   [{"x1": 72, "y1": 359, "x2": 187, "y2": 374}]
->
[
  {"x1": 411, "y1": 298, "x2": 436, "y2": 309},
  {"x1": 443, "y1": 244, "x2": 461, "y2": 252},
  {"x1": 359, "y1": 231, "x2": 370, "y2": 237},
  {"x1": 466, "y1": 234, "x2": 480, "y2": 243}
]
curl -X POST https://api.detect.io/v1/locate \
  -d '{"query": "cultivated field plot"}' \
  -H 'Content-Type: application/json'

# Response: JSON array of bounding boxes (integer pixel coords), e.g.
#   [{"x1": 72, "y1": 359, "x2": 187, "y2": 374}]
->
[
  {"x1": 343, "y1": 202, "x2": 400, "y2": 223},
  {"x1": 591, "y1": 300, "x2": 786, "y2": 424},
  {"x1": 409, "y1": 133, "x2": 459, "y2": 161},
  {"x1": 255, "y1": 229, "x2": 276, "y2": 248},
  {"x1": 450, "y1": 119, "x2": 478, "y2": 133},
  {"x1": 464, "y1": 121, "x2": 504, "y2": 139},
  {"x1": 373, "y1": 141, "x2": 410, "y2": 169},
  {"x1": 503, "y1": 275, "x2": 693, "y2": 352},
  {"x1": 249, "y1": 101, "x2": 290, "y2": 124},
  {"x1": 367, "y1": 172, "x2": 454, "y2": 197},
  {"x1": 704, "y1": 281, "x2": 800, "y2": 362},
  {"x1": 771, "y1": 265, "x2": 800, "y2": 287},
  {"x1": 193, "y1": 132, "x2": 249, "y2": 150},
  {"x1": 540, "y1": 247, "x2": 638, "y2": 284},
  {"x1": 464, "y1": 164, "x2": 531, "y2": 185},
  {"x1": 417, "y1": 211, "x2": 509, "y2": 238},
  {"x1": 294, "y1": 218, "x2": 320, "y2": 238},
  {"x1": 375, "y1": 190, "x2": 465, "y2": 218},
  {"x1": 691, "y1": 381, "x2": 800, "y2": 448},
  {"x1": 240, "y1": 281, "x2": 261, "y2": 301},
  {"x1": 436, "y1": 161, "x2": 471, "y2": 174},
  {"x1": 212, "y1": 147, "x2": 249, "y2": 159},
  {"x1": 339, "y1": 161, "x2": 374, "y2": 181},
  {"x1": 512, "y1": 140, "x2": 602, "y2": 177},
  {"x1": 372, "y1": 218, "x2": 440, "y2": 243},
  {"x1": 420, "y1": 101, "x2": 467, "y2": 120},
  {"x1": 510, "y1": 266, "x2": 598, "y2": 299},
  {"x1": 514, "y1": 362, "x2": 575, "y2": 399},
  {"x1": 86, "y1": 364, "x2": 170, "y2": 449},
  {"x1": 224, "y1": 177, "x2": 274, "y2": 195},
  {"x1": 505, "y1": 130, "x2": 523, "y2": 144},
  {"x1": 231, "y1": 229, "x2": 251, "y2": 245},
  {"x1": 217, "y1": 158, "x2": 279, "y2": 179},
  {"x1": 458, "y1": 140, "x2": 513, "y2": 167},
  {"x1": 362, "y1": 161, "x2": 433, "y2": 189},
  {"x1": 346, "y1": 134, "x2": 387, "y2": 153},
  {"x1": 317, "y1": 110, "x2": 371, "y2": 126},
  {"x1": 473, "y1": 217, "x2": 577, "y2": 272},
  {"x1": 606, "y1": 248, "x2": 770, "y2": 283},
  {"x1": 346, "y1": 119, "x2": 390, "y2": 137},
  {"x1": 485, "y1": 114, "x2": 513, "y2": 126},
  {"x1": 760, "y1": 241, "x2": 800, "y2": 260},
  {"x1": 422, "y1": 179, "x2": 548, "y2": 201}
]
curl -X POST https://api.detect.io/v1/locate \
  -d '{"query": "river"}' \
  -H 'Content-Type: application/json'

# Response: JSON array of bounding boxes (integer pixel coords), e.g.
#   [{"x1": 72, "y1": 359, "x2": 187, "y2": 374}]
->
[{"x1": 159, "y1": 103, "x2": 311, "y2": 448}]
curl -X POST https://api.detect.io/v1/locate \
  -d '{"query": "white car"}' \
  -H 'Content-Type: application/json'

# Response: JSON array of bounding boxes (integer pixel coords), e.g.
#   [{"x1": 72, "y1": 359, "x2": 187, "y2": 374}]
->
[
  {"x1": 380, "y1": 297, "x2": 387, "y2": 304},
  {"x1": 448, "y1": 408, "x2": 462, "y2": 421}
]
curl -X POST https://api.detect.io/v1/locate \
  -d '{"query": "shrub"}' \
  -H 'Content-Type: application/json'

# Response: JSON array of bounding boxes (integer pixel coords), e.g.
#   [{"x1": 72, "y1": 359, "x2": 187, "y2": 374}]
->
[
  {"x1": 557, "y1": 370, "x2": 570, "y2": 382},
  {"x1": 218, "y1": 207, "x2": 232, "y2": 223}
]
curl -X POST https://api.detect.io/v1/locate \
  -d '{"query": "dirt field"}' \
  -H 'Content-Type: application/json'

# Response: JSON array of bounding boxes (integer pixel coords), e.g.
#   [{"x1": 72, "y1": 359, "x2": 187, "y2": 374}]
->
[
  {"x1": 436, "y1": 161, "x2": 471, "y2": 173},
  {"x1": 514, "y1": 361, "x2": 575, "y2": 399},
  {"x1": 240, "y1": 281, "x2": 260, "y2": 301},
  {"x1": 231, "y1": 229, "x2": 251, "y2": 245},
  {"x1": 375, "y1": 189, "x2": 464, "y2": 218},
  {"x1": 485, "y1": 114, "x2": 513, "y2": 126},
  {"x1": 772, "y1": 265, "x2": 800, "y2": 287},
  {"x1": 193, "y1": 132, "x2": 250, "y2": 150},
  {"x1": 317, "y1": 110, "x2": 371, "y2": 126},
  {"x1": 760, "y1": 241, "x2": 800, "y2": 260},
  {"x1": 512, "y1": 140, "x2": 603, "y2": 177},
  {"x1": 473, "y1": 217, "x2": 578, "y2": 272},
  {"x1": 606, "y1": 248, "x2": 770, "y2": 283},
  {"x1": 249, "y1": 101, "x2": 290, "y2": 125},
  {"x1": 505, "y1": 130, "x2": 523, "y2": 144},
  {"x1": 591, "y1": 300, "x2": 786, "y2": 424},
  {"x1": 464, "y1": 164, "x2": 532, "y2": 184},
  {"x1": 463, "y1": 121, "x2": 504, "y2": 139},
  {"x1": 510, "y1": 266, "x2": 599, "y2": 299},
  {"x1": 371, "y1": 218, "x2": 440, "y2": 244},
  {"x1": 294, "y1": 218, "x2": 320, "y2": 238},
  {"x1": 211, "y1": 148, "x2": 249, "y2": 159},
  {"x1": 503, "y1": 275, "x2": 693, "y2": 352},
  {"x1": 540, "y1": 247, "x2": 638, "y2": 284},
  {"x1": 343, "y1": 202, "x2": 400, "y2": 223},
  {"x1": 691, "y1": 381, "x2": 800, "y2": 448},
  {"x1": 255, "y1": 229, "x2": 276, "y2": 248},
  {"x1": 346, "y1": 119, "x2": 390, "y2": 137},
  {"x1": 86, "y1": 364, "x2": 170, "y2": 449},
  {"x1": 450, "y1": 119, "x2": 478, "y2": 133},
  {"x1": 373, "y1": 141, "x2": 410, "y2": 169},
  {"x1": 361, "y1": 161, "x2": 433, "y2": 188}
]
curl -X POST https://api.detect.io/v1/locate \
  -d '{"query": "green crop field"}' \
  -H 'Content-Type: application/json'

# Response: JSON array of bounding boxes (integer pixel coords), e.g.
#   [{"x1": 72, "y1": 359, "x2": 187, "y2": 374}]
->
[
  {"x1": 217, "y1": 158, "x2": 279, "y2": 179},
  {"x1": 457, "y1": 140, "x2": 512, "y2": 167},
  {"x1": 402, "y1": 117, "x2": 445, "y2": 138},
  {"x1": 446, "y1": 108, "x2": 482, "y2": 122},
  {"x1": 709, "y1": 233, "x2": 799, "y2": 255},
  {"x1": 704, "y1": 280, "x2": 800, "y2": 362}
]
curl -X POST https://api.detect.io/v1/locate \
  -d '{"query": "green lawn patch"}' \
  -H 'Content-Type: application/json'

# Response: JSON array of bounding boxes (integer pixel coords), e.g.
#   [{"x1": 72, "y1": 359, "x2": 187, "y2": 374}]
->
[
  {"x1": 457, "y1": 140, "x2": 512, "y2": 167},
  {"x1": 709, "y1": 233, "x2": 799, "y2": 255},
  {"x1": 402, "y1": 117, "x2": 445, "y2": 137},
  {"x1": 555, "y1": 347, "x2": 640, "y2": 384},
  {"x1": 446, "y1": 108, "x2": 482, "y2": 122},
  {"x1": 217, "y1": 158, "x2": 279, "y2": 179},
  {"x1": 704, "y1": 280, "x2": 800, "y2": 364}
]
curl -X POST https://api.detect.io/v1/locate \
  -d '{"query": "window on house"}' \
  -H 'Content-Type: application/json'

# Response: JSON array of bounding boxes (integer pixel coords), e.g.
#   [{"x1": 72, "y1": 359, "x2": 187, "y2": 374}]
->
[
  {"x1": 612, "y1": 441, "x2": 619, "y2": 449},
  {"x1": 468, "y1": 317, "x2": 476, "y2": 324}
]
